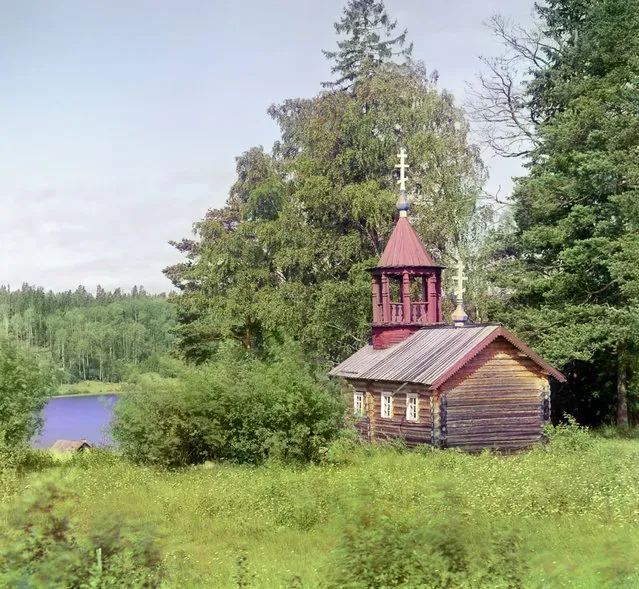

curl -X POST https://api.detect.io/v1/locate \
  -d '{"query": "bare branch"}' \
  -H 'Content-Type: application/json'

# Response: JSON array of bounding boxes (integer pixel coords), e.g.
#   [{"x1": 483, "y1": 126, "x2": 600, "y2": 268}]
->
[{"x1": 466, "y1": 14, "x2": 558, "y2": 159}]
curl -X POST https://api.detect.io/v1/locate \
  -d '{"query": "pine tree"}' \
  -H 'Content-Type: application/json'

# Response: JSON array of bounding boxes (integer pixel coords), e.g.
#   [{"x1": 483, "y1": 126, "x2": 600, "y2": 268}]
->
[
  {"x1": 489, "y1": 0, "x2": 639, "y2": 425},
  {"x1": 323, "y1": 0, "x2": 413, "y2": 90}
]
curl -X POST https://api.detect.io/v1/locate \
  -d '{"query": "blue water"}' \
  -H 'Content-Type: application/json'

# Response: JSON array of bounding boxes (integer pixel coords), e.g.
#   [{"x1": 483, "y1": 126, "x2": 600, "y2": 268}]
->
[{"x1": 34, "y1": 394, "x2": 119, "y2": 449}]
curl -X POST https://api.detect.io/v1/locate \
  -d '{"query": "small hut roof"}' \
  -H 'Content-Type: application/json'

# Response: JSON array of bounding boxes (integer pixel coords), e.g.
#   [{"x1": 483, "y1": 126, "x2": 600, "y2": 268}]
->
[
  {"x1": 51, "y1": 439, "x2": 91, "y2": 452},
  {"x1": 378, "y1": 216, "x2": 438, "y2": 268},
  {"x1": 330, "y1": 324, "x2": 566, "y2": 386}
]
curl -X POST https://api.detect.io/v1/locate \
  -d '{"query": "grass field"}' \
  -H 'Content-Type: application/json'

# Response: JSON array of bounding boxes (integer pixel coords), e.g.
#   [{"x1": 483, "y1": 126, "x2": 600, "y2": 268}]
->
[
  {"x1": 56, "y1": 381, "x2": 125, "y2": 397},
  {"x1": 2, "y1": 432, "x2": 639, "y2": 588}
]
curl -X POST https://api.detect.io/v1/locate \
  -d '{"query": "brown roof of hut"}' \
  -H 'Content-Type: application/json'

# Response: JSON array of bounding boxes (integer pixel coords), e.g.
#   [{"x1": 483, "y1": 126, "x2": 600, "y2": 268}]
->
[
  {"x1": 51, "y1": 439, "x2": 92, "y2": 452},
  {"x1": 330, "y1": 324, "x2": 566, "y2": 387}
]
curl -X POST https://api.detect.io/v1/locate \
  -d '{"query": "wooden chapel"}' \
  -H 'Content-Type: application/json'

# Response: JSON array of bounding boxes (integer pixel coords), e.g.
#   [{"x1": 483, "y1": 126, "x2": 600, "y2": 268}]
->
[{"x1": 330, "y1": 150, "x2": 566, "y2": 451}]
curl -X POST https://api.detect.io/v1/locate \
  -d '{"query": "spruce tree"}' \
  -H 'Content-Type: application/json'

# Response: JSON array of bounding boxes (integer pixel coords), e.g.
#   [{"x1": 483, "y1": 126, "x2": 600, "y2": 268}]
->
[
  {"x1": 323, "y1": 0, "x2": 413, "y2": 90},
  {"x1": 489, "y1": 0, "x2": 639, "y2": 425}
]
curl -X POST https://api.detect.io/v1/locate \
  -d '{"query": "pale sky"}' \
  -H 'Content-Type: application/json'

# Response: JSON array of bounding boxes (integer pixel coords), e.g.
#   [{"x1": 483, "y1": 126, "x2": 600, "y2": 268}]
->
[{"x1": 1, "y1": 0, "x2": 534, "y2": 293}]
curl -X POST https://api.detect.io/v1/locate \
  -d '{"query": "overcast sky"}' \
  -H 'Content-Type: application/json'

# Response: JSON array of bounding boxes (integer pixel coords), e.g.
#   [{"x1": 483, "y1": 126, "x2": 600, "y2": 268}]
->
[{"x1": 1, "y1": 0, "x2": 535, "y2": 293}]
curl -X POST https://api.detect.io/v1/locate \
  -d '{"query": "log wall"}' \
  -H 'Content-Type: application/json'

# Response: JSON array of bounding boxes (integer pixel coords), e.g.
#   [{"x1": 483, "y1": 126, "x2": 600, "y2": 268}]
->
[
  {"x1": 345, "y1": 379, "x2": 433, "y2": 446},
  {"x1": 440, "y1": 337, "x2": 550, "y2": 450}
]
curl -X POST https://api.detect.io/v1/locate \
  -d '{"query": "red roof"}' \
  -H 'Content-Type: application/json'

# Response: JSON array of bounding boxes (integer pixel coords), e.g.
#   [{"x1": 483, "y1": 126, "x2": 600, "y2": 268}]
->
[{"x1": 378, "y1": 216, "x2": 437, "y2": 268}]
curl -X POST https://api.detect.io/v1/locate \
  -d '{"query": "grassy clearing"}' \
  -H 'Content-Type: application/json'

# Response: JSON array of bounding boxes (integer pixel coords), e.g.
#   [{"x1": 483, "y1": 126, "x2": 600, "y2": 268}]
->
[
  {"x1": 56, "y1": 381, "x2": 125, "y2": 397},
  {"x1": 2, "y1": 437, "x2": 639, "y2": 588}
]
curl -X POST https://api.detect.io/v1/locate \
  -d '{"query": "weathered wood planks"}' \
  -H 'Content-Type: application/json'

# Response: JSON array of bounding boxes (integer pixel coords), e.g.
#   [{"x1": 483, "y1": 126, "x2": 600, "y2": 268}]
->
[{"x1": 342, "y1": 336, "x2": 553, "y2": 452}]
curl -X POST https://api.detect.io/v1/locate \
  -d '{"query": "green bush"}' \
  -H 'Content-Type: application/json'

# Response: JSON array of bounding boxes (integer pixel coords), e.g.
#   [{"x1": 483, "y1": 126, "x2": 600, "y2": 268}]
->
[
  {"x1": 112, "y1": 341, "x2": 344, "y2": 467},
  {"x1": 326, "y1": 503, "x2": 529, "y2": 589},
  {"x1": 0, "y1": 338, "x2": 54, "y2": 450},
  {"x1": 543, "y1": 413, "x2": 595, "y2": 452},
  {"x1": 0, "y1": 473, "x2": 165, "y2": 588}
]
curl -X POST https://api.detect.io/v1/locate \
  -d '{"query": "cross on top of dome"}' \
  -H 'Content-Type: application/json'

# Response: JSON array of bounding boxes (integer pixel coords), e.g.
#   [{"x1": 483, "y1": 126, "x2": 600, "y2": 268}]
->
[{"x1": 395, "y1": 148, "x2": 410, "y2": 216}]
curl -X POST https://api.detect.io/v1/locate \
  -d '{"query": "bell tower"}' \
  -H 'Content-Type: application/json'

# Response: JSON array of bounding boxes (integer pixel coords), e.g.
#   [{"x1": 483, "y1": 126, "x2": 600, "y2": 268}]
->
[{"x1": 371, "y1": 149, "x2": 443, "y2": 349}]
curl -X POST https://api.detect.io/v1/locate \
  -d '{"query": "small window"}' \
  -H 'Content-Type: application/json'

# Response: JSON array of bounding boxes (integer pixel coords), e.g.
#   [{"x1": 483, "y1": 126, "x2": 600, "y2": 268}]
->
[
  {"x1": 381, "y1": 394, "x2": 393, "y2": 418},
  {"x1": 406, "y1": 394, "x2": 418, "y2": 421},
  {"x1": 354, "y1": 392, "x2": 364, "y2": 416}
]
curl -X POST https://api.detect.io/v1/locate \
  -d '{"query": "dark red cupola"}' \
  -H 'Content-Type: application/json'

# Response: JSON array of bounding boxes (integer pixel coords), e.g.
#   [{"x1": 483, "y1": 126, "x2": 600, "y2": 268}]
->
[{"x1": 371, "y1": 149, "x2": 443, "y2": 349}]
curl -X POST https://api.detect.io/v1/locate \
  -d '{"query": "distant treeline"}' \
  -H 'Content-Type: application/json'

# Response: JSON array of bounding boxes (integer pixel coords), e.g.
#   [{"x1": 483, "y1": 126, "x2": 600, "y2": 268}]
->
[{"x1": 0, "y1": 284, "x2": 175, "y2": 383}]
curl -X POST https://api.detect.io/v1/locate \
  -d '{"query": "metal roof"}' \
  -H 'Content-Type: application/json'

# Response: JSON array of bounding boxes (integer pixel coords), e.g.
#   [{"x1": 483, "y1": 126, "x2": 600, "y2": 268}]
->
[
  {"x1": 378, "y1": 216, "x2": 437, "y2": 268},
  {"x1": 330, "y1": 324, "x2": 566, "y2": 386}
]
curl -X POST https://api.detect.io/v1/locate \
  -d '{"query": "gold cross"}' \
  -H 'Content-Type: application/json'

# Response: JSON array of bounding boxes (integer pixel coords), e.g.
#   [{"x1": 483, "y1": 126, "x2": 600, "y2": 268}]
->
[
  {"x1": 395, "y1": 148, "x2": 409, "y2": 191},
  {"x1": 455, "y1": 257, "x2": 468, "y2": 301}
]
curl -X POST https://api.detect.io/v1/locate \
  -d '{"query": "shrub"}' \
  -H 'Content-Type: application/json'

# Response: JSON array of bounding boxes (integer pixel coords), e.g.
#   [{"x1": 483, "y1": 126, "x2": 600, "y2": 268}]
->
[
  {"x1": 0, "y1": 473, "x2": 165, "y2": 588},
  {"x1": 326, "y1": 502, "x2": 530, "y2": 589},
  {"x1": 543, "y1": 413, "x2": 594, "y2": 452},
  {"x1": 0, "y1": 338, "x2": 55, "y2": 450},
  {"x1": 112, "y1": 341, "x2": 344, "y2": 467}
]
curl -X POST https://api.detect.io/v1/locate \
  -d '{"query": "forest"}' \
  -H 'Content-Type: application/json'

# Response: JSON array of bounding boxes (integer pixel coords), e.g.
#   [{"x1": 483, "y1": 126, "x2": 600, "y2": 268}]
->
[{"x1": 0, "y1": 284, "x2": 175, "y2": 384}]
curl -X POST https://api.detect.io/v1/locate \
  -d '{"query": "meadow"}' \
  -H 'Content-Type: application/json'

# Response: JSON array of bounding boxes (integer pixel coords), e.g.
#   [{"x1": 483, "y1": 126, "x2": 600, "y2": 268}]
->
[
  {"x1": 56, "y1": 381, "x2": 125, "y2": 397},
  {"x1": 1, "y1": 426, "x2": 638, "y2": 588}
]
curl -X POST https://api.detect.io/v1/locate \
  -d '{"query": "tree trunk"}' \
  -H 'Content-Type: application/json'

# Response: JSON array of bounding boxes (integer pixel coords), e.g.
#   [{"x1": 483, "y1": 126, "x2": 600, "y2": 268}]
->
[
  {"x1": 617, "y1": 342, "x2": 629, "y2": 426},
  {"x1": 244, "y1": 323, "x2": 251, "y2": 350}
]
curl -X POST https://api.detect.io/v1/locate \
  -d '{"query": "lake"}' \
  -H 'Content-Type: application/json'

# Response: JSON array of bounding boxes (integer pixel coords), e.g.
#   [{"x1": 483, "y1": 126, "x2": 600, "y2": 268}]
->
[{"x1": 34, "y1": 394, "x2": 119, "y2": 449}]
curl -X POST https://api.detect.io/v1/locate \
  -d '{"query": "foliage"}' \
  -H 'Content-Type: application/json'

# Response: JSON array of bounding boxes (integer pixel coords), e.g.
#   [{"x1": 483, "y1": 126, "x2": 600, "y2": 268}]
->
[
  {"x1": 166, "y1": 60, "x2": 486, "y2": 364},
  {"x1": 485, "y1": 0, "x2": 639, "y2": 425},
  {"x1": 326, "y1": 504, "x2": 528, "y2": 588},
  {"x1": 0, "y1": 473, "x2": 165, "y2": 588},
  {"x1": 0, "y1": 284, "x2": 175, "y2": 384},
  {"x1": 111, "y1": 341, "x2": 344, "y2": 467},
  {"x1": 543, "y1": 413, "x2": 595, "y2": 452},
  {"x1": 1, "y1": 439, "x2": 638, "y2": 587},
  {"x1": 0, "y1": 337, "x2": 54, "y2": 450},
  {"x1": 322, "y1": 0, "x2": 413, "y2": 90}
]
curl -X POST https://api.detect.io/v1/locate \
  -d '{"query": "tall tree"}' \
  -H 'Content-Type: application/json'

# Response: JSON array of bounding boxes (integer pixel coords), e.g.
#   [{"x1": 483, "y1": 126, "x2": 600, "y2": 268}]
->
[
  {"x1": 322, "y1": 0, "x2": 413, "y2": 90},
  {"x1": 0, "y1": 338, "x2": 54, "y2": 449},
  {"x1": 486, "y1": 0, "x2": 639, "y2": 425},
  {"x1": 167, "y1": 61, "x2": 485, "y2": 364}
]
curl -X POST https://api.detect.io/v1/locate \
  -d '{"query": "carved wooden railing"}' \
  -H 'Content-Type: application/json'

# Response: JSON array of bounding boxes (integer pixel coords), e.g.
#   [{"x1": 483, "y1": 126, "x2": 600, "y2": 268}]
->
[
  {"x1": 380, "y1": 302, "x2": 429, "y2": 323},
  {"x1": 390, "y1": 303, "x2": 404, "y2": 322},
  {"x1": 411, "y1": 302, "x2": 428, "y2": 323}
]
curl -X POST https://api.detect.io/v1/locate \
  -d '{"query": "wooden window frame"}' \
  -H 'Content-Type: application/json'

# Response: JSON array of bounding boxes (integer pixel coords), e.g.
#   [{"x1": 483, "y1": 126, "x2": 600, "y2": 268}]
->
[
  {"x1": 406, "y1": 393, "x2": 418, "y2": 422},
  {"x1": 381, "y1": 393, "x2": 393, "y2": 419},
  {"x1": 353, "y1": 392, "x2": 364, "y2": 417}
]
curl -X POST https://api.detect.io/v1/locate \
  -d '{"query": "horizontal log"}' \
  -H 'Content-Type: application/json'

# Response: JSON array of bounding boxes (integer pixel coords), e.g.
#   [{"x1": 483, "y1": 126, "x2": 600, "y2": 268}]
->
[
  {"x1": 447, "y1": 411, "x2": 541, "y2": 427},
  {"x1": 447, "y1": 380, "x2": 543, "y2": 389},
  {"x1": 447, "y1": 397, "x2": 542, "y2": 407},
  {"x1": 448, "y1": 417, "x2": 541, "y2": 427},
  {"x1": 447, "y1": 439, "x2": 541, "y2": 448},
  {"x1": 447, "y1": 377, "x2": 544, "y2": 389},
  {"x1": 447, "y1": 404, "x2": 543, "y2": 413},
  {"x1": 374, "y1": 424, "x2": 431, "y2": 435},
  {"x1": 447, "y1": 428, "x2": 542, "y2": 439},
  {"x1": 448, "y1": 435, "x2": 541, "y2": 444},
  {"x1": 449, "y1": 376, "x2": 543, "y2": 386},
  {"x1": 447, "y1": 431, "x2": 541, "y2": 443},
  {"x1": 447, "y1": 389, "x2": 542, "y2": 397},
  {"x1": 448, "y1": 405, "x2": 543, "y2": 414}
]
